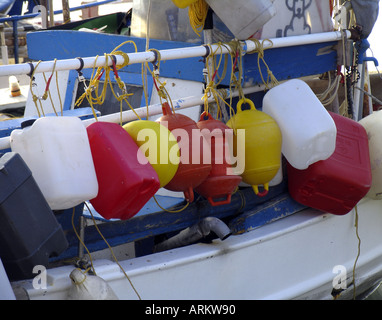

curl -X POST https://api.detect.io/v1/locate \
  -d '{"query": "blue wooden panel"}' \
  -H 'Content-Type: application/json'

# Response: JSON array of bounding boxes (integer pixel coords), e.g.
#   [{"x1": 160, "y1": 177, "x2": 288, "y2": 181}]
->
[
  {"x1": 228, "y1": 194, "x2": 307, "y2": 235},
  {"x1": 243, "y1": 41, "x2": 338, "y2": 86},
  {"x1": 217, "y1": 41, "x2": 338, "y2": 87},
  {"x1": 52, "y1": 182, "x2": 291, "y2": 261},
  {"x1": 26, "y1": 30, "x2": 204, "y2": 83}
]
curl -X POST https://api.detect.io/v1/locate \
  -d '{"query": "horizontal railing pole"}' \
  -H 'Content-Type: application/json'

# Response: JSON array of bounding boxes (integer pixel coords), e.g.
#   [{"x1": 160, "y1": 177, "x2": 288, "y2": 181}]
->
[{"x1": 0, "y1": 30, "x2": 351, "y2": 77}]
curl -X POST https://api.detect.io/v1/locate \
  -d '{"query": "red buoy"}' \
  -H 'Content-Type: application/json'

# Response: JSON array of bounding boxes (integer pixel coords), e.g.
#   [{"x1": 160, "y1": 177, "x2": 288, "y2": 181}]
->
[
  {"x1": 156, "y1": 103, "x2": 211, "y2": 202},
  {"x1": 195, "y1": 112, "x2": 242, "y2": 206}
]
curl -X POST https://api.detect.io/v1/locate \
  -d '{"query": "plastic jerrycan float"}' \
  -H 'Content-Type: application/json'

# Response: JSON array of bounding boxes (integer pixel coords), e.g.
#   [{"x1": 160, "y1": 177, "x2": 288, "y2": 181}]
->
[
  {"x1": 262, "y1": 79, "x2": 337, "y2": 170},
  {"x1": 195, "y1": 112, "x2": 242, "y2": 206},
  {"x1": 123, "y1": 120, "x2": 179, "y2": 188},
  {"x1": 10, "y1": 116, "x2": 98, "y2": 210},
  {"x1": 156, "y1": 102, "x2": 211, "y2": 202},
  {"x1": 226, "y1": 98, "x2": 282, "y2": 196},
  {"x1": 87, "y1": 122, "x2": 160, "y2": 220},
  {"x1": 287, "y1": 112, "x2": 372, "y2": 215},
  {"x1": 359, "y1": 110, "x2": 382, "y2": 199}
]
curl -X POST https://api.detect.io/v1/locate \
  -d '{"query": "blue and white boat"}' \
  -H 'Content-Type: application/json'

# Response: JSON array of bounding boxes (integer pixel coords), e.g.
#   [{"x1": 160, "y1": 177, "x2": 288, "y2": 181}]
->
[{"x1": 1, "y1": 0, "x2": 382, "y2": 301}]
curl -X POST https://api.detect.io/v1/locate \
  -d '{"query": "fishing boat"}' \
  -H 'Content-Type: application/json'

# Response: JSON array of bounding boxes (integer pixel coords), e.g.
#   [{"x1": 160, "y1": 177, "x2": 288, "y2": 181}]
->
[{"x1": 0, "y1": 0, "x2": 382, "y2": 301}]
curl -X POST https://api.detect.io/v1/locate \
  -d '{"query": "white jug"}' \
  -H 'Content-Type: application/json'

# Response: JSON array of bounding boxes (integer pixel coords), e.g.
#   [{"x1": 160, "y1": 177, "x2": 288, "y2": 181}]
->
[
  {"x1": 10, "y1": 117, "x2": 98, "y2": 210},
  {"x1": 67, "y1": 269, "x2": 118, "y2": 300},
  {"x1": 262, "y1": 79, "x2": 337, "y2": 170},
  {"x1": 359, "y1": 110, "x2": 382, "y2": 199}
]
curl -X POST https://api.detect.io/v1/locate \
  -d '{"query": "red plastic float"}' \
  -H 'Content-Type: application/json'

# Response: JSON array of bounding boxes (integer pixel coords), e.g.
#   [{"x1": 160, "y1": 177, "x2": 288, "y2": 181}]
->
[
  {"x1": 87, "y1": 122, "x2": 160, "y2": 220},
  {"x1": 195, "y1": 112, "x2": 242, "y2": 206},
  {"x1": 156, "y1": 103, "x2": 211, "y2": 202},
  {"x1": 287, "y1": 112, "x2": 372, "y2": 215}
]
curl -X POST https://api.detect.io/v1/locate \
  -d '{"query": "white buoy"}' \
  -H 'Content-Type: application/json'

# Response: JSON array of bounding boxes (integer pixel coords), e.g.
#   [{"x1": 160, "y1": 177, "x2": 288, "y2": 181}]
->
[
  {"x1": 9, "y1": 76, "x2": 21, "y2": 97},
  {"x1": 67, "y1": 269, "x2": 119, "y2": 300}
]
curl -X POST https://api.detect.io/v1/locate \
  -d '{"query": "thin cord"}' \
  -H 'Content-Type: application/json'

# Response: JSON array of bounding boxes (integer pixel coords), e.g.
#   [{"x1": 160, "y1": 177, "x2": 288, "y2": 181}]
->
[{"x1": 84, "y1": 203, "x2": 142, "y2": 300}]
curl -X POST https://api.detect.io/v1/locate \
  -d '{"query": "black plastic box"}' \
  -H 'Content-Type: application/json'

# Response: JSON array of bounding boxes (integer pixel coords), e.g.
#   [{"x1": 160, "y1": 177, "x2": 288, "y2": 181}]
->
[{"x1": 0, "y1": 153, "x2": 68, "y2": 281}]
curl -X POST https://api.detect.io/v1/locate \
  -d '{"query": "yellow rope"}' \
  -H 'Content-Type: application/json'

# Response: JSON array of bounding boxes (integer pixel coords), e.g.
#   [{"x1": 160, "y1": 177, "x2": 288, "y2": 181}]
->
[
  {"x1": 202, "y1": 42, "x2": 231, "y2": 118},
  {"x1": 84, "y1": 203, "x2": 142, "y2": 300},
  {"x1": 188, "y1": 0, "x2": 209, "y2": 36},
  {"x1": 71, "y1": 208, "x2": 97, "y2": 276},
  {"x1": 75, "y1": 41, "x2": 141, "y2": 123},
  {"x1": 144, "y1": 48, "x2": 176, "y2": 115},
  {"x1": 153, "y1": 195, "x2": 190, "y2": 213},
  {"x1": 29, "y1": 61, "x2": 43, "y2": 117},
  {"x1": 247, "y1": 38, "x2": 279, "y2": 89},
  {"x1": 352, "y1": 205, "x2": 361, "y2": 299}
]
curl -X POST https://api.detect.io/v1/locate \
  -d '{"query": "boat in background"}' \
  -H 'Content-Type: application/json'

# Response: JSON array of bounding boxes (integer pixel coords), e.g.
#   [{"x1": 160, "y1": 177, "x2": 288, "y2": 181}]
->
[
  {"x1": 1, "y1": 0, "x2": 382, "y2": 301},
  {"x1": 0, "y1": 0, "x2": 15, "y2": 15}
]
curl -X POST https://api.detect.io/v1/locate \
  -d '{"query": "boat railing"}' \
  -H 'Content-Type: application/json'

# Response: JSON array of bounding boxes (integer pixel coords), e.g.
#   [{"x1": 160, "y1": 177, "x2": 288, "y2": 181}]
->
[{"x1": 0, "y1": 30, "x2": 352, "y2": 152}]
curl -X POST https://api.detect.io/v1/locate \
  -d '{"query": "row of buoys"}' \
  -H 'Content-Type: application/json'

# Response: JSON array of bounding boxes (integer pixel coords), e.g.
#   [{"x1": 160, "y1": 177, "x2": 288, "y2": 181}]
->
[
  {"x1": 8, "y1": 101, "x2": 247, "y2": 220},
  {"x1": 8, "y1": 78, "x2": 380, "y2": 219}
]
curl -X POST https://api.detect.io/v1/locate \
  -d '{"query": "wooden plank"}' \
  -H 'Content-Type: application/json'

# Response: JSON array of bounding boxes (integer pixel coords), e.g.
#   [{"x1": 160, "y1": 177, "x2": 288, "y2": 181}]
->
[{"x1": 228, "y1": 194, "x2": 307, "y2": 235}]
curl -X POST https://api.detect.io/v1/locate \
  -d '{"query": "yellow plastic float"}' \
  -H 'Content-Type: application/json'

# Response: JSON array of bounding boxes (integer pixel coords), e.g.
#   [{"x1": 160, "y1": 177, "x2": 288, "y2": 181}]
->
[
  {"x1": 226, "y1": 98, "x2": 282, "y2": 196},
  {"x1": 123, "y1": 120, "x2": 180, "y2": 188}
]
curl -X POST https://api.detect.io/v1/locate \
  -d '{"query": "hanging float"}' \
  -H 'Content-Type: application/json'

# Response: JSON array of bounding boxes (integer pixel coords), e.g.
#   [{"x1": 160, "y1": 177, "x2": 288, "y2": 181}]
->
[
  {"x1": 226, "y1": 98, "x2": 282, "y2": 197},
  {"x1": 195, "y1": 111, "x2": 242, "y2": 206},
  {"x1": 156, "y1": 102, "x2": 211, "y2": 202},
  {"x1": 87, "y1": 121, "x2": 160, "y2": 220},
  {"x1": 123, "y1": 119, "x2": 180, "y2": 188}
]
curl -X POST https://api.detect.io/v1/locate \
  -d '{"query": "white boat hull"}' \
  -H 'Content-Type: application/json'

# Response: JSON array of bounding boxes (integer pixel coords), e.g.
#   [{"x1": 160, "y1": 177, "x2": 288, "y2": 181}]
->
[{"x1": 13, "y1": 197, "x2": 382, "y2": 300}]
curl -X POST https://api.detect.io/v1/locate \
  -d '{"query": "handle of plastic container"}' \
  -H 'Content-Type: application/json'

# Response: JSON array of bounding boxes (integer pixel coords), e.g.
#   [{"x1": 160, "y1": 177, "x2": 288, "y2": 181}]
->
[
  {"x1": 184, "y1": 186, "x2": 195, "y2": 203},
  {"x1": 162, "y1": 102, "x2": 174, "y2": 116},
  {"x1": 236, "y1": 98, "x2": 256, "y2": 113},
  {"x1": 208, "y1": 194, "x2": 232, "y2": 206},
  {"x1": 199, "y1": 111, "x2": 214, "y2": 122},
  {"x1": 252, "y1": 183, "x2": 269, "y2": 197}
]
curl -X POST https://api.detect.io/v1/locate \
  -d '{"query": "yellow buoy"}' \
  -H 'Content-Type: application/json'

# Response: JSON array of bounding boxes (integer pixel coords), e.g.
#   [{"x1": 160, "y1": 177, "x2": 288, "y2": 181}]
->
[
  {"x1": 123, "y1": 120, "x2": 180, "y2": 188},
  {"x1": 226, "y1": 98, "x2": 282, "y2": 196}
]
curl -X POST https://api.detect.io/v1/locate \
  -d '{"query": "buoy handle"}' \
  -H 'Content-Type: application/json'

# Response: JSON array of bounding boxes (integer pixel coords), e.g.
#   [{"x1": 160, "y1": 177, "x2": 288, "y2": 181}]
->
[
  {"x1": 252, "y1": 183, "x2": 269, "y2": 197},
  {"x1": 162, "y1": 102, "x2": 174, "y2": 116},
  {"x1": 208, "y1": 194, "x2": 232, "y2": 206},
  {"x1": 199, "y1": 111, "x2": 214, "y2": 121},
  {"x1": 237, "y1": 98, "x2": 256, "y2": 113},
  {"x1": 184, "y1": 186, "x2": 194, "y2": 203}
]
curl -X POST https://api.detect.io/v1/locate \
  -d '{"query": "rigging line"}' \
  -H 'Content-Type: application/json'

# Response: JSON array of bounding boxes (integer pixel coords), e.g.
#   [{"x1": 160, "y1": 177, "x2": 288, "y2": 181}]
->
[
  {"x1": 354, "y1": 86, "x2": 382, "y2": 106},
  {"x1": 84, "y1": 202, "x2": 142, "y2": 300},
  {"x1": 352, "y1": 205, "x2": 361, "y2": 300}
]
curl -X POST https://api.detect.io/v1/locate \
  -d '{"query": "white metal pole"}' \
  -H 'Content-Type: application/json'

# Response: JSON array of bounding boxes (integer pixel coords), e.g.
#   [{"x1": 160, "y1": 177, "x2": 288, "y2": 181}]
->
[
  {"x1": 0, "y1": 30, "x2": 352, "y2": 77},
  {"x1": 0, "y1": 84, "x2": 266, "y2": 150}
]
